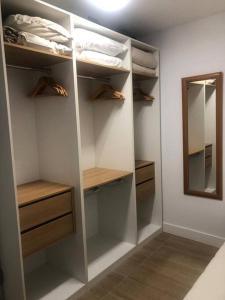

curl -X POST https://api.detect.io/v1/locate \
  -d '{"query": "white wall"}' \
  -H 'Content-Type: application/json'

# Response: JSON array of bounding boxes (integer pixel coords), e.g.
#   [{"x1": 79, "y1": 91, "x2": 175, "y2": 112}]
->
[{"x1": 142, "y1": 12, "x2": 225, "y2": 246}]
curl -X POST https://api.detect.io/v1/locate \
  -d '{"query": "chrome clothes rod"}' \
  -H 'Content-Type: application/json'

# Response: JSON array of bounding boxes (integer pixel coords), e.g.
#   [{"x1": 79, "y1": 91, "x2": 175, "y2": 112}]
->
[
  {"x1": 77, "y1": 74, "x2": 110, "y2": 82},
  {"x1": 6, "y1": 64, "x2": 51, "y2": 73}
]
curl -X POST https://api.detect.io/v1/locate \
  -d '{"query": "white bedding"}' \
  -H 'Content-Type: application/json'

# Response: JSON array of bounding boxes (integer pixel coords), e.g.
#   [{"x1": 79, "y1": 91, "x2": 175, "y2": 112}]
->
[
  {"x1": 5, "y1": 14, "x2": 72, "y2": 43},
  {"x1": 184, "y1": 243, "x2": 225, "y2": 300},
  {"x1": 132, "y1": 46, "x2": 157, "y2": 69},
  {"x1": 77, "y1": 50, "x2": 123, "y2": 68},
  {"x1": 132, "y1": 63, "x2": 156, "y2": 77},
  {"x1": 20, "y1": 31, "x2": 72, "y2": 55},
  {"x1": 74, "y1": 28, "x2": 127, "y2": 57}
]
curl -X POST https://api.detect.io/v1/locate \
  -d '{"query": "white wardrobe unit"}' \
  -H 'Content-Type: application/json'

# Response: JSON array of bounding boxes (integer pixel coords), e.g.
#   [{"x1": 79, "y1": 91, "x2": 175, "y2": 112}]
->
[{"x1": 0, "y1": 1, "x2": 162, "y2": 299}]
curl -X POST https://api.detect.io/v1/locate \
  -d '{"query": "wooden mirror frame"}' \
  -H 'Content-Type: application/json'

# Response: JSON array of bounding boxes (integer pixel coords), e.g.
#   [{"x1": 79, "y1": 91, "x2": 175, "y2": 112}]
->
[{"x1": 182, "y1": 72, "x2": 223, "y2": 200}]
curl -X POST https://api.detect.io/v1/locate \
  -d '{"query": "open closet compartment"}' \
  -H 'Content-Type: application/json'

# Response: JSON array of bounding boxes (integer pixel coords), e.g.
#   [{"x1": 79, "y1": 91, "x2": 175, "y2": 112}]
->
[
  {"x1": 132, "y1": 40, "x2": 162, "y2": 244},
  {"x1": 73, "y1": 15, "x2": 130, "y2": 78},
  {"x1": 73, "y1": 16, "x2": 137, "y2": 280},
  {"x1": 0, "y1": 1, "x2": 87, "y2": 299}
]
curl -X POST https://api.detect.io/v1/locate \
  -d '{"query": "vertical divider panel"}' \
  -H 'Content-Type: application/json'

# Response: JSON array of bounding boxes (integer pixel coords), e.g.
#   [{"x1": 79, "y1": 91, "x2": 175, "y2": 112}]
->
[
  {"x1": 0, "y1": 5, "x2": 26, "y2": 300},
  {"x1": 70, "y1": 16, "x2": 89, "y2": 282}
]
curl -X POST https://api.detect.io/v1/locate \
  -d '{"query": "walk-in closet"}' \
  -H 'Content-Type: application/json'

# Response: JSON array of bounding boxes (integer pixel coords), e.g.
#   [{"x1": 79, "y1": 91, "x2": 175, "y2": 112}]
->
[{"x1": 0, "y1": 0, "x2": 162, "y2": 299}]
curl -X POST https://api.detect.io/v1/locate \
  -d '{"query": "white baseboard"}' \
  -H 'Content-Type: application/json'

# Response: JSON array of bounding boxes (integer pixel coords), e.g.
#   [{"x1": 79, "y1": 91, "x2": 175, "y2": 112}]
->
[{"x1": 164, "y1": 222, "x2": 225, "y2": 247}]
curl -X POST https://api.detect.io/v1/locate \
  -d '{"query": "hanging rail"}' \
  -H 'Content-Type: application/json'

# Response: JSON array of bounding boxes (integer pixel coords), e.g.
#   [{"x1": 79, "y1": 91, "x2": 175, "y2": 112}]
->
[
  {"x1": 77, "y1": 74, "x2": 110, "y2": 83},
  {"x1": 6, "y1": 64, "x2": 51, "y2": 73},
  {"x1": 6, "y1": 65, "x2": 111, "y2": 82}
]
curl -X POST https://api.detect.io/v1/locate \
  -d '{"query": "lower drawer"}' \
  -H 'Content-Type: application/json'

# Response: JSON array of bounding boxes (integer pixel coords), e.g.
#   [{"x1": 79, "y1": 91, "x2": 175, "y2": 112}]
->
[
  {"x1": 136, "y1": 164, "x2": 154, "y2": 185},
  {"x1": 21, "y1": 214, "x2": 74, "y2": 257},
  {"x1": 20, "y1": 192, "x2": 72, "y2": 232},
  {"x1": 136, "y1": 179, "x2": 155, "y2": 201}
]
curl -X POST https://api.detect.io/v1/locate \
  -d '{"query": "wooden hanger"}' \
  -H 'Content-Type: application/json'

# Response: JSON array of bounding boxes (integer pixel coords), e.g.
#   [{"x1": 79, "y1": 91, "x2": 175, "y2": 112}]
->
[
  {"x1": 133, "y1": 87, "x2": 154, "y2": 101},
  {"x1": 91, "y1": 84, "x2": 125, "y2": 101},
  {"x1": 30, "y1": 77, "x2": 68, "y2": 97}
]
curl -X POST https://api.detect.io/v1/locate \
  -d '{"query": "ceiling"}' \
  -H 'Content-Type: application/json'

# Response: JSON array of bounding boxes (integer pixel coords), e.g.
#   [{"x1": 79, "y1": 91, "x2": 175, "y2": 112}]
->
[{"x1": 45, "y1": 0, "x2": 225, "y2": 37}]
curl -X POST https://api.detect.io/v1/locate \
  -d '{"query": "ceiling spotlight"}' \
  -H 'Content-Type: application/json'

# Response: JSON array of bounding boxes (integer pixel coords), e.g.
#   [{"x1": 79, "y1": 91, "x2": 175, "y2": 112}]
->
[{"x1": 87, "y1": 0, "x2": 130, "y2": 12}]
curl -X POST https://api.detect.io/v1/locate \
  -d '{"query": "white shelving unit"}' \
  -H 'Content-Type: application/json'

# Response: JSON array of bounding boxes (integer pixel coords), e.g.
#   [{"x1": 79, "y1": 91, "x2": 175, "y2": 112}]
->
[
  {"x1": 74, "y1": 17, "x2": 137, "y2": 280},
  {"x1": 132, "y1": 40, "x2": 162, "y2": 244},
  {"x1": 0, "y1": 1, "x2": 162, "y2": 299}
]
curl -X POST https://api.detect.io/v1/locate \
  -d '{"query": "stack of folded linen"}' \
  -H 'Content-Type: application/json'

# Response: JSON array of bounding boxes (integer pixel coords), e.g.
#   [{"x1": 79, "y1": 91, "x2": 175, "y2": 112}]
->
[
  {"x1": 74, "y1": 28, "x2": 128, "y2": 68},
  {"x1": 3, "y1": 14, "x2": 73, "y2": 56},
  {"x1": 132, "y1": 47, "x2": 157, "y2": 77}
]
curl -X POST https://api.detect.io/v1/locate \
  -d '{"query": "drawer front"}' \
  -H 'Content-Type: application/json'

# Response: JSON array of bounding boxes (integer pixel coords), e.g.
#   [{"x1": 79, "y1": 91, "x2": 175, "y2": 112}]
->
[
  {"x1": 22, "y1": 214, "x2": 74, "y2": 257},
  {"x1": 205, "y1": 156, "x2": 212, "y2": 168},
  {"x1": 136, "y1": 164, "x2": 154, "y2": 185},
  {"x1": 136, "y1": 179, "x2": 155, "y2": 201},
  {"x1": 205, "y1": 146, "x2": 212, "y2": 157},
  {"x1": 20, "y1": 192, "x2": 72, "y2": 232}
]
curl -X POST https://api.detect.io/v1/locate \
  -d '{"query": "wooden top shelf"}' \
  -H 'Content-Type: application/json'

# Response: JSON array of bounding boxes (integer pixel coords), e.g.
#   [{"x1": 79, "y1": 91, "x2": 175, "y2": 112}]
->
[
  {"x1": 135, "y1": 160, "x2": 154, "y2": 170},
  {"x1": 4, "y1": 42, "x2": 72, "y2": 68},
  {"x1": 133, "y1": 70, "x2": 158, "y2": 81},
  {"x1": 83, "y1": 167, "x2": 132, "y2": 191},
  {"x1": 188, "y1": 147, "x2": 204, "y2": 156},
  {"x1": 76, "y1": 59, "x2": 129, "y2": 78},
  {"x1": 205, "y1": 143, "x2": 212, "y2": 148},
  {"x1": 189, "y1": 144, "x2": 213, "y2": 156},
  {"x1": 17, "y1": 180, "x2": 72, "y2": 207}
]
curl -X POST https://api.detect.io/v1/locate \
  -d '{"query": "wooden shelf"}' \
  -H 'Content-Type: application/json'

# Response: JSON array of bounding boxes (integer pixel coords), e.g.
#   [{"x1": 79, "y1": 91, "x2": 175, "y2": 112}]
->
[
  {"x1": 135, "y1": 160, "x2": 154, "y2": 170},
  {"x1": 133, "y1": 70, "x2": 158, "y2": 81},
  {"x1": 188, "y1": 147, "x2": 205, "y2": 156},
  {"x1": 189, "y1": 144, "x2": 213, "y2": 156},
  {"x1": 205, "y1": 143, "x2": 213, "y2": 148},
  {"x1": 17, "y1": 180, "x2": 72, "y2": 207},
  {"x1": 76, "y1": 59, "x2": 129, "y2": 78},
  {"x1": 83, "y1": 167, "x2": 132, "y2": 191},
  {"x1": 4, "y1": 42, "x2": 72, "y2": 68}
]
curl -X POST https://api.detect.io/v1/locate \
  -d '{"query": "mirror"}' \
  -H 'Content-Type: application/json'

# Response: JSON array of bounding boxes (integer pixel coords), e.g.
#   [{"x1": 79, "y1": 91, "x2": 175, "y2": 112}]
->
[{"x1": 182, "y1": 73, "x2": 223, "y2": 200}]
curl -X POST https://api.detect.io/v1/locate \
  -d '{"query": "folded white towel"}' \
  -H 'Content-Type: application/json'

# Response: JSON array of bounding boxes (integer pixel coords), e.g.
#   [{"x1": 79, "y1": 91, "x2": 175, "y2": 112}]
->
[
  {"x1": 5, "y1": 14, "x2": 72, "y2": 43},
  {"x1": 132, "y1": 63, "x2": 156, "y2": 77},
  {"x1": 77, "y1": 50, "x2": 123, "y2": 68},
  {"x1": 132, "y1": 47, "x2": 157, "y2": 69},
  {"x1": 74, "y1": 28, "x2": 127, "y2": 57},
  {"x1": 20, "y1": 31, "x2": 72, "y2": 55}
]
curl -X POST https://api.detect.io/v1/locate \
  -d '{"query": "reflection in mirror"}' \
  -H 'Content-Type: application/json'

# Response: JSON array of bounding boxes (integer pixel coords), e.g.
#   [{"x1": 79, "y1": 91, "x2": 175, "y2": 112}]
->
[{"x1": 182, "y1": 73, "x2": 223, "y2": 200}]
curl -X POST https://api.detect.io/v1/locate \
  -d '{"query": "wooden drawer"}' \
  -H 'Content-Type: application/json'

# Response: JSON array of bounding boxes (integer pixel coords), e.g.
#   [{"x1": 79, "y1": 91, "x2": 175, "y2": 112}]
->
[
  {"x1": 205, "y1": 145, "x2": 212, "y2": 157},
  {"x1": 20, "y1": 192, "x2": 72, "y2": 232},
  {"x1": 22, "y1": 214, "x2": 74, "y2": 257},
  {"x1": 136, "y1": 164, "x2": 154, "y2": 185},
  {"x1": 136, "y1": 179, "x2": 155, "y2": 201},
  {"x1": 205, "y1": 156, "x2": 212, "y2": 168}
]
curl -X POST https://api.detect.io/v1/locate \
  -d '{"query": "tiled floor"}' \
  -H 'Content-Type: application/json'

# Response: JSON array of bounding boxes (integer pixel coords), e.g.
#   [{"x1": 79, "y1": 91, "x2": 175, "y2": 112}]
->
[{"x1": 77, "y1": 233, "x2": 218, "y2": 300}]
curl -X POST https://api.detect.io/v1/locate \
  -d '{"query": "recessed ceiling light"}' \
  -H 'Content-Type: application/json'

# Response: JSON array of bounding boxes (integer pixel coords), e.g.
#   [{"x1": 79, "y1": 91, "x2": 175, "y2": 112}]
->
[{"x1": 87, "y1": 0, "x2": 130, "y2": 12}]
